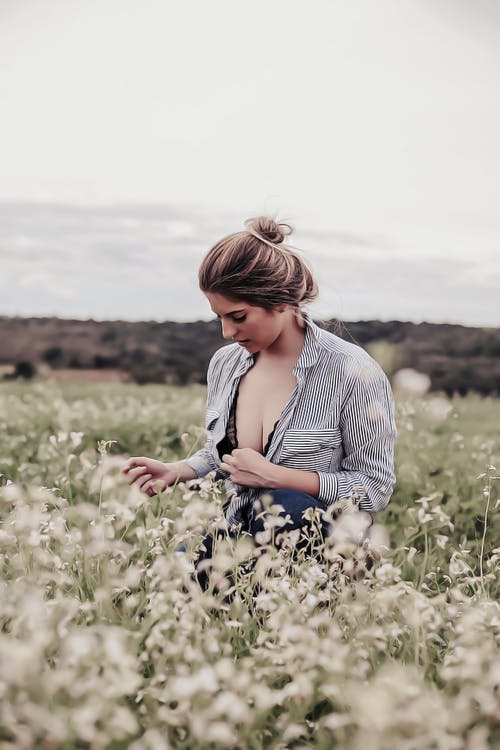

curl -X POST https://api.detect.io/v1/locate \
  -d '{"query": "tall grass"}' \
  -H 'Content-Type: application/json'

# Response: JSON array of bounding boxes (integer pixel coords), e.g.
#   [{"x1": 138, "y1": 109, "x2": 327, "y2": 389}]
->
[{"x1": 0, "y1": 382, "x2": 498, "y2": 749}]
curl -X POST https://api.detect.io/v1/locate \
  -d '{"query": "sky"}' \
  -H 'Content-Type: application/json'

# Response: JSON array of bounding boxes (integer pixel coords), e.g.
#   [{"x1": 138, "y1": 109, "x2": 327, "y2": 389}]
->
[{"x1": 0, "y1": 0, "x2": 499, "y2": 326}]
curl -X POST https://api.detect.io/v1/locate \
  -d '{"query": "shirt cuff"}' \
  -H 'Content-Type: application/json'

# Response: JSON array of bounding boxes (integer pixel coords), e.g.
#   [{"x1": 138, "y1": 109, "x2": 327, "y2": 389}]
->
[
  {"x1": 316, "y1": 472, "x2": 368, "y2": 509},
  {"x1": 316, "y1": 472, "x2": 339, "y2": 504},
  {"x1": 183, "y1": 454, "x2": 215, "y2": 479}
]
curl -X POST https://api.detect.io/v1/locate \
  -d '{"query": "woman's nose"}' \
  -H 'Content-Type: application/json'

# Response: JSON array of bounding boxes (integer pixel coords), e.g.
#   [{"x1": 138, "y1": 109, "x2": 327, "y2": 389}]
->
[{"x1": 221, "y1": 319, "x2": 237, "y2": 339}]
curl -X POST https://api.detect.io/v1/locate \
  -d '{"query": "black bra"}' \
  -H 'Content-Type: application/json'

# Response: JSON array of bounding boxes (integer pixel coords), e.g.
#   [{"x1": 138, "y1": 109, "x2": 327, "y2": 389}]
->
[{"x1": 216, "y1": 388, "x2": 278, "y2": 462}]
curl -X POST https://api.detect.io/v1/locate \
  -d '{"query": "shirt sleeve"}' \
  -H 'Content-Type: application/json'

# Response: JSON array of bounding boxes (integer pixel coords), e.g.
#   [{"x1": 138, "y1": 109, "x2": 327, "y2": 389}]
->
[
  {"x1": 183, "y1": 350, "x2": 223, "y2": 479},
  {"x1": 315, "y1": 358, "x2": 397, "y2": 513}
]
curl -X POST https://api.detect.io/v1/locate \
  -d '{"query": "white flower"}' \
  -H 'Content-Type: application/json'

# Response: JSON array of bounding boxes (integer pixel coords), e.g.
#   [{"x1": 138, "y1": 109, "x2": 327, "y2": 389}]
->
[
  {"x1": 393, "y1": 368, "x2": 431, "y2": 396},
  {"x1": 423, "y1": 396, "x2": 453, "y2": 424},
  {"x1": 69, "y1": 431, "x2": 84, "y2": 448}
]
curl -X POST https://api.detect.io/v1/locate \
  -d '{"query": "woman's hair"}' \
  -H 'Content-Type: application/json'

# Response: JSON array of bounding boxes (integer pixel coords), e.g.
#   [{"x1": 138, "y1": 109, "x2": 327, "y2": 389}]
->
[{"x1": 198, "y1": 216, "x2": 319, "y2": 309}]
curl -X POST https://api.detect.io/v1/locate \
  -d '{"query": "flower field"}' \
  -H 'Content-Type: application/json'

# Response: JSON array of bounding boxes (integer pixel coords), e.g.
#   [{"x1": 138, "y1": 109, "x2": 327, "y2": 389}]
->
[{"x1": 0, "y1": 381, "x2": 499, "y2": 749}]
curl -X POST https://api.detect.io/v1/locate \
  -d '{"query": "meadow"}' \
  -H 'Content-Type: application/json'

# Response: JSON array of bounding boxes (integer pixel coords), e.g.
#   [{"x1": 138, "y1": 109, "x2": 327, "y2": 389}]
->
[{"x1": 0, "y1": 380, "x2": 498, "y2": 749}]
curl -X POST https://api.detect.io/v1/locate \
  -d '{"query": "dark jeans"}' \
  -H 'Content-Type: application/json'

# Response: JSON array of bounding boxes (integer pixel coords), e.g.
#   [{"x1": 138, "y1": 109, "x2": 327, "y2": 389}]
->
[{"x1": 177, "y1": 489, "x2": 338, "y2": 591}]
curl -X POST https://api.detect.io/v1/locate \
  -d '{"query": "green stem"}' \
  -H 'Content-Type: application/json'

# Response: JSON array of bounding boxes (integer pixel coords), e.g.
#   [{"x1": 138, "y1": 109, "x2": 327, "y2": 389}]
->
[
  {"x1": 419, "y1": 526, "x2": 429, "y2": 590},
  {"x1": 479, "y1": 473, "x2": 492, "y2": 592}
]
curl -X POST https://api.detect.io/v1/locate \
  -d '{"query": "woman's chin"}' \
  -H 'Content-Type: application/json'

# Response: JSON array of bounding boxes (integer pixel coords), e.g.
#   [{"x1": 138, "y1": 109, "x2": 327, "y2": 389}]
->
[
  {"x1": 235, "y1": 338, "x2": 264, "y2": 354},
  {"x1": 242, "y1": 342, "x2": 259, "y2": 353}
]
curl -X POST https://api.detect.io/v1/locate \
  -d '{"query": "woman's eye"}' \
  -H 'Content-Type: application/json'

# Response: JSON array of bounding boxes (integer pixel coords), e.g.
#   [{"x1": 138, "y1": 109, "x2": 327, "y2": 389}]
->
[{"x1": 214, "y1": 314, "x2": 246, "y2": 322}]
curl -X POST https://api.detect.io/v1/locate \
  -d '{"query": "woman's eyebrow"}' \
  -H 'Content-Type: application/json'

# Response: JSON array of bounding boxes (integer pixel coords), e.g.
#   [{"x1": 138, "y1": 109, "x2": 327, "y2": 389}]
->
[{"x1": 215, "y1": 309, "x2": 246, "y2": 317}]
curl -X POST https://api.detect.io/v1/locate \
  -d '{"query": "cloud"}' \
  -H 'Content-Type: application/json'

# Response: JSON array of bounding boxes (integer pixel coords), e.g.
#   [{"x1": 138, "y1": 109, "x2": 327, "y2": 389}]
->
[
  {"x1": 422, "y1": 0, "x2": 500, "y2": 48},
  {"x1": 0, "y1": 202, "x2": 498, "y2": 327}
]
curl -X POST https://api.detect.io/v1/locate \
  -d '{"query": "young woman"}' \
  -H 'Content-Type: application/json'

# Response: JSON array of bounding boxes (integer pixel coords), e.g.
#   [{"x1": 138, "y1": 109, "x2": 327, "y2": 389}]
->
[{"x1": 123, "y1": 217, "x2": 397, "y2": 580}]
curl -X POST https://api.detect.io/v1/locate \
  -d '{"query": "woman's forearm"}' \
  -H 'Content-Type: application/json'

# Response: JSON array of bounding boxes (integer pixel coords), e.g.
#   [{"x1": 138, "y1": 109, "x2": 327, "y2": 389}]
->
[
  {"x1": 267, "y1": 464, "x2": 320, "y2": 498},
  {"x1": 168, "y1": 460, "x2": 199, "y2": 482}
]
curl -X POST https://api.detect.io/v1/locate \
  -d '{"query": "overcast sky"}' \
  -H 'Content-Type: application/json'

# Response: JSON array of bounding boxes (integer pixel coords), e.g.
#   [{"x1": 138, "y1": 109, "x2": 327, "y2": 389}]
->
[{"x1": 0, "y1": 0, "x2": 499, "y2": 326}]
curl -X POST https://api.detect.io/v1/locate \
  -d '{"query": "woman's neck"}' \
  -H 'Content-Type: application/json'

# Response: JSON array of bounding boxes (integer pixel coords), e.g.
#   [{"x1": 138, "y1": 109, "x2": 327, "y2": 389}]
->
[{"x1": 258, "y1": 310, "x2": 307, "y2": 364}]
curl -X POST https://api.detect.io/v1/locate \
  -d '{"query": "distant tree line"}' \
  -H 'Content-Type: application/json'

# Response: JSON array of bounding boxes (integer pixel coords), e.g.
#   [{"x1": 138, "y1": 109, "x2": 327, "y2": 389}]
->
[{"x1": 0, "y1": 316, "x2": 499, "y2": 395}]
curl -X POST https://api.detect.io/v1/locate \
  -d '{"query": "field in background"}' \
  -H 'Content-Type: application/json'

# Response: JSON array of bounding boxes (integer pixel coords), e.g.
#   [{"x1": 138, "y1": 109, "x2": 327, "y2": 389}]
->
[
  {"x1": 2, "y1": 314, "x2": 500, "y2": 393},
  {"x1": 0, "y1": 382, "x2": 498, "y2": 748}
]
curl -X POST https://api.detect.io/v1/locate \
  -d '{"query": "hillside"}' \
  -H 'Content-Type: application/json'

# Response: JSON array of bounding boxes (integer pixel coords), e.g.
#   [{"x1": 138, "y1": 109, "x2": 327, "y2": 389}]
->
[{"x1": 1, "y1": 315, "x2": 499, "y2": 394}]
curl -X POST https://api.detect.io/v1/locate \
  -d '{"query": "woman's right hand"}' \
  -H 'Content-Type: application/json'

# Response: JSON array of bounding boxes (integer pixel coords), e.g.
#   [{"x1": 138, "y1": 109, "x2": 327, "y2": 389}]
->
[{"x1": 122, "y1": 456, "x2": 189, "y2": 497}]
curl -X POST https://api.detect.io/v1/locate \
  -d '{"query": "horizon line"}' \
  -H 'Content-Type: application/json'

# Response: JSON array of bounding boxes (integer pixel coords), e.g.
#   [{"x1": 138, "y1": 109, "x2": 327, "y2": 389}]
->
[{"x1": 0, "y1": 312, "x2": 497, "y2": 331}]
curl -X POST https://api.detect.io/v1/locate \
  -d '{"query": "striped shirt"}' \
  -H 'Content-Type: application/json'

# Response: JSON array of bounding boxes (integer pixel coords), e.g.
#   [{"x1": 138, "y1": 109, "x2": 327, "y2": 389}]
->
[{"x1": 184, "y1": 312, "x2": 397, "y2": 529}]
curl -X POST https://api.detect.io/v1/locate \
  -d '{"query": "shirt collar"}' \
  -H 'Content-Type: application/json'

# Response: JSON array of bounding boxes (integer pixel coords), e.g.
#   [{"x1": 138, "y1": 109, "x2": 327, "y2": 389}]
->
[
  {"x1": 235, "y1": 309, "x2": 323, "y2": 373},
  {"x1": 294, "y1": 310, "x2": 322, "y2": 371}
]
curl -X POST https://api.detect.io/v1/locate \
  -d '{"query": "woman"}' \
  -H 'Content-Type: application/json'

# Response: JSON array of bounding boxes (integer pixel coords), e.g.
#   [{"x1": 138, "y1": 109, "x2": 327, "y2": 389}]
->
[{"x1": 123, "y1": 217, "x2": 397, "y2": 582}]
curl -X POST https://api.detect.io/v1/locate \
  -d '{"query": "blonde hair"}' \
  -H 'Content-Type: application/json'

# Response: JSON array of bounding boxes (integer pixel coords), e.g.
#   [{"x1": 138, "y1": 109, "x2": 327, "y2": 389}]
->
[{"x1": 199, "y1": 216, "x2": 318, "y2": 309}]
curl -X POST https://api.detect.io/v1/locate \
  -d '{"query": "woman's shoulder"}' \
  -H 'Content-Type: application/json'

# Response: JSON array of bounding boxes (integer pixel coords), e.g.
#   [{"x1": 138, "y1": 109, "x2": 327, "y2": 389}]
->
[
  {"x1": 314, "y1": 325, "x2": 388, "y2": 382},
  {"x1": 207, "y1": 342, "x2": 244, "y2": 377}
]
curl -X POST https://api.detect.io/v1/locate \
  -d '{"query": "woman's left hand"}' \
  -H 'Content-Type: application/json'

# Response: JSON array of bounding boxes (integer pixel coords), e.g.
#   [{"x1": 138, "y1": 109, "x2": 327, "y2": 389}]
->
[{"x1": 220, "y1": 448, "x2": 277, "y2": 488}]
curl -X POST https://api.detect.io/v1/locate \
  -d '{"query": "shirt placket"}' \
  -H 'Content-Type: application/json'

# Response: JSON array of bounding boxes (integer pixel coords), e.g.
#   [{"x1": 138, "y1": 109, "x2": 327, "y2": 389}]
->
[
  {"x1": 265, "y1": 371, "x2": 305, "y2": 464},
  {"x1": 264, "y1": 323, "x2": 318, "y2": 463},
  {"x1": 214, "y1": 356, "x2": 254, "y2": 452},
  {"x1": 220, "y1": 356, "x2": 257, "y2": 508}
]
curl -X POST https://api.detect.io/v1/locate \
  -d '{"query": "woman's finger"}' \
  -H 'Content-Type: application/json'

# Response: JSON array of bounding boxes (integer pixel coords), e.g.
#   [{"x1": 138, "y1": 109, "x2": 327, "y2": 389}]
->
[
  {"x1": 136, "y1": 473, "x2": 153, "y2": 489},
  {"x1": 143, "y1": 478, "x2": 165, "y2": 494},
  {"x1": 219, "y1": 462, "x2": 232, "y2": 473},
  {"x1": 122, "y1": 458, "x2": 137, "y2": 474},
  {"x1": 122, "y1": 457, "x2": 144, "y2": 474},
  {"x1": 125, "y1": 465, "x2": 148, "y2": 484}
]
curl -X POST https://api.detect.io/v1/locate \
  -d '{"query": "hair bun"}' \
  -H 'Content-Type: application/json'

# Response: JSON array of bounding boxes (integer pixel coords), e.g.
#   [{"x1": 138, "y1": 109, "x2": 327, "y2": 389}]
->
[{"x1": 244, "y1": 216, "x2": 293, "y2": 245}]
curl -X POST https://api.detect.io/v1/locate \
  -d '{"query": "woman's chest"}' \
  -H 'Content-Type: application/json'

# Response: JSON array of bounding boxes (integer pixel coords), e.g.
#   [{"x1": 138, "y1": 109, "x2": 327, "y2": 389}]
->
[
  {"x1": 235, "y1": 365, "x2": 297, "y2": 453},
  {"x1": 208, "y1": 359, "x2": 344, "y2": 463}
]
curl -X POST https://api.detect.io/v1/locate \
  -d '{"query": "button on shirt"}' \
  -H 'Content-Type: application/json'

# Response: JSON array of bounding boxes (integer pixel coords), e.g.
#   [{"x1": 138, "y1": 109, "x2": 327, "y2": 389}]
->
[{"x1": 184, "y1": 312, "x2": 397, "y2": 529}]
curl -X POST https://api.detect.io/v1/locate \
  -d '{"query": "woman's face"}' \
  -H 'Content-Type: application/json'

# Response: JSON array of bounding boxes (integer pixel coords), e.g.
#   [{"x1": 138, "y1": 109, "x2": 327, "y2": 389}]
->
[{"x1": 205, "y1": 292, "x2": 287, "y2": 354}]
